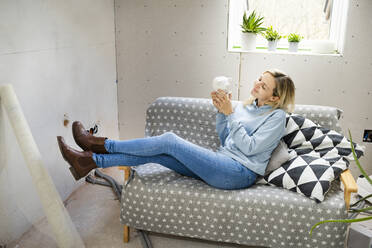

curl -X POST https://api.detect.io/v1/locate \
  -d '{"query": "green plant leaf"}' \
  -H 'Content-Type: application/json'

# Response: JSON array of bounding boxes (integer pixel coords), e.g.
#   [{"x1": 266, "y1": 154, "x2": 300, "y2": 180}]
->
[
  {"x1": 350, "y1": 206, "x2": 372, "y2": 213},
  {"x1": 241, "y1": 10, "x2": 265, "y2": 33},
  {"x1": 287, "y1": 33, "x2": 303, "y2": 42},
  {"x1": 263, "y1": 25, "x2": 281, "y2": 40},
  {"x1": 350, "y1": 193, "x2": 372, "y2": 207},
  {"x1": 348, "y1": 129, "x2": 372, "y2": 185},
  {"x1": 310, "y1": 216, "x2": 372, "y2": 236}
]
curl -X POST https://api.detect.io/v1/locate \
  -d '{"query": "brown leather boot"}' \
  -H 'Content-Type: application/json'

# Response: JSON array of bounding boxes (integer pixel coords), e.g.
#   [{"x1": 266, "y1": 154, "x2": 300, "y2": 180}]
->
[
  {"x1": 72, "y1": 121, "x2": 108, "y2": 154},
  {"x1": 57, "y1": 136, "x2": 97, "y2": 180}
]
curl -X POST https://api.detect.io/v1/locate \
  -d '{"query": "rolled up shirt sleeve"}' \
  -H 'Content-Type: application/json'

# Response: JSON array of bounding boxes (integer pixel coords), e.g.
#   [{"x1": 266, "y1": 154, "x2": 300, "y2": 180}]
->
[
  {"x1": 216, "y1": 112, "x2": 230, "y2": 146},
  {"x1": 226, "y1": 110, "x2": 286, "y2": 156}
]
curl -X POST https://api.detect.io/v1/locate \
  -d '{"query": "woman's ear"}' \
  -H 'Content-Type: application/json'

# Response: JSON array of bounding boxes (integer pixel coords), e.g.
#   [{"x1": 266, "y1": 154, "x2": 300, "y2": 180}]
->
[{"x1": 270, "y1": 95, "x2": 280, "y2": 103}]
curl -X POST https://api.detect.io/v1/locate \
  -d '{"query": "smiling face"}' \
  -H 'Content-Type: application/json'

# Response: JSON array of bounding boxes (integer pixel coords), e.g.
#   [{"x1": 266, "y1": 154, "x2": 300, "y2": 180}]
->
[{"x1": 250, "y1": 72, "x2": 279, "y2": 107}]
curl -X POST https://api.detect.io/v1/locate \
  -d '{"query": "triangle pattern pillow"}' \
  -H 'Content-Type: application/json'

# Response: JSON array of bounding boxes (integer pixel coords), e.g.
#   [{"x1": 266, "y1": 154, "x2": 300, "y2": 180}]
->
[
  {"x1": 262, "y1": 154, "x2": 349, "y2": 202},
  {"x1": 282, "y1": 114, "x2": 365, "y2": 161},
  {"x1": 257, "y1": 113, "x2": 365, "y2": 202}
]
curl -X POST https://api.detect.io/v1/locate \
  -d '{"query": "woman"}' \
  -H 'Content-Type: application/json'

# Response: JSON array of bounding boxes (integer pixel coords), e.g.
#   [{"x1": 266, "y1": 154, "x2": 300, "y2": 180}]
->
[{"x1": 57, "y1": 69, "x2": 295, "y2": 190}]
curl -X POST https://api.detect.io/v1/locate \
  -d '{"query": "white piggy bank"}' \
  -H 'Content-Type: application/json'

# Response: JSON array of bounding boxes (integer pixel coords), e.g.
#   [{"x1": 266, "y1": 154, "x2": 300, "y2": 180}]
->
[{"x1": 212, "y1": 76, "x2": 232, "y2": 93}]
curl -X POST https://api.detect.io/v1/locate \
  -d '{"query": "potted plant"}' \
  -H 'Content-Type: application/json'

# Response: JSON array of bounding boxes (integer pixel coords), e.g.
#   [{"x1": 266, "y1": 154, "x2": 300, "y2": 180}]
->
[
  {"x1": 287, "y1": 33, "x2": 303, "y2": 52},
  {"x1": 310, "y1": 130, "x2": 372, "y2": 236},
  {"x1": 240, "y1": 10, "x2": 266, "y2": 50},
  {"x1": 262, "y1": 26, "x2": 282, "y2": 51}
]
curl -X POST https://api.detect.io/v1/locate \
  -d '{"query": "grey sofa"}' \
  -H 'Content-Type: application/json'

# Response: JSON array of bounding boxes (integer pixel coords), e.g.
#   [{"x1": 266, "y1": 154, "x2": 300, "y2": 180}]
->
[{"x1": 119, "y1": 96, "x2": 357, "y2": 248}]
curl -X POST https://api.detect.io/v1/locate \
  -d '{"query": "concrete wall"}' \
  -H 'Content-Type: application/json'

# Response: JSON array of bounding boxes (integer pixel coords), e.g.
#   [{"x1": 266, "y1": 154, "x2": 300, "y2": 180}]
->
[
  {"x1": 115, "y1": 0, "x2": 371, "y2": 177},
  {"x1": 115, "y1": 0, "x2": 240, "y2": 138},
  {"x1": 0, "y1": 0, "x2": 118, "y2": 244}
]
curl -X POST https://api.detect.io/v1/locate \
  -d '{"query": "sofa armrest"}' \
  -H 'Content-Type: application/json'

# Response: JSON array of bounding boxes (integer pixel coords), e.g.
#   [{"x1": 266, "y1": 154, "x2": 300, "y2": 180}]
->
[{"x1": 340, "y1": 169, "x2": 358, "y2": 210}]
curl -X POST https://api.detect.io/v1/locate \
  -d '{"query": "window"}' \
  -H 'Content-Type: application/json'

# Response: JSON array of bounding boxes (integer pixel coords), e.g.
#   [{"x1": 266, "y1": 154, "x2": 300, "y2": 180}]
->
[{"x1": 228, "y1": 0, "x2": 349, "y2": 54}]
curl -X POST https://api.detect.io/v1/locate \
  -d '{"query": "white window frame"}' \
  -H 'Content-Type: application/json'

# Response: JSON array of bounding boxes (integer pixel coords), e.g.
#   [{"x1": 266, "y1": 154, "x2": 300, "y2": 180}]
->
[
  {"x1": 329, "y1": 0, "x2": 349, "y2": 55},
  {"x1": 227, "y1": 0, "x2": 349, "y2": 55}
]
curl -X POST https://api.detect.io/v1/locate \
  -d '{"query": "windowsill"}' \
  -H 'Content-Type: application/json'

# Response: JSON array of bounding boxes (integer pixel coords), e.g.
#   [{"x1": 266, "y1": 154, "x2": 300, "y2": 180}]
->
[{"x1": 228, "y1": 47, "x2": 342, "y2": 57}]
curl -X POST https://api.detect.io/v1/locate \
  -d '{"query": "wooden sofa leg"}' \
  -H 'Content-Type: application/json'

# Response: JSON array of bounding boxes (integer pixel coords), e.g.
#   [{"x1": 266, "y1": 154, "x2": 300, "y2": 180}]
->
[
  {"x1": 119, "y1": 166, "x2": 132, "y2": 243},
  {"x1": 124, "y1": 225, "x2": 129, "y2": 243}
]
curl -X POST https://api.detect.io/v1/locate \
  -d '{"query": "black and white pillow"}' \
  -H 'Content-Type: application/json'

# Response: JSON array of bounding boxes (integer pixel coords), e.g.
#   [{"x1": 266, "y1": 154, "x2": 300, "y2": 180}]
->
[
  {"x1": 282, "y1": 114, "x2": 364, "y2": 160},
  {"x1": 258, "y1": 114, "x2": 365, "y2": 202},
  {"x1": 262, "y1": 155, "x2": 349, "y2": 202}
]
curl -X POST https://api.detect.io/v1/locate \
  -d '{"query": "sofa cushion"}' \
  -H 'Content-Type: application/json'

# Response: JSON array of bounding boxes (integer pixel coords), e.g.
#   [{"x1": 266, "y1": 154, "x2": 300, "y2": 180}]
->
[
  {"x1": 258, "y1": 113, "x2": 365, "y2": 202},
  {"x1": 121, "y1": 163, "x2": 349, "y2": 248}
]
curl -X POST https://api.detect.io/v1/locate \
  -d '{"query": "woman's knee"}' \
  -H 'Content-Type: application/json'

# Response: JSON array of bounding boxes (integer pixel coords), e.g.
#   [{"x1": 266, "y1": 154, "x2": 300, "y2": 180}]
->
[
  {"x1": 158, "y1": 132, "x2": 178, "y2": 150},
  {"x1": 160, "y1": 131, "x2": 179, "y2": 142}
]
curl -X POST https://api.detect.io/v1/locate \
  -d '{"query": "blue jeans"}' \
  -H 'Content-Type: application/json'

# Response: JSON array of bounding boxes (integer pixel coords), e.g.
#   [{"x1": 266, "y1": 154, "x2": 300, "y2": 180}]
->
[{"x1": 92, "y1": 132, "x2": 257, "y2": 190}]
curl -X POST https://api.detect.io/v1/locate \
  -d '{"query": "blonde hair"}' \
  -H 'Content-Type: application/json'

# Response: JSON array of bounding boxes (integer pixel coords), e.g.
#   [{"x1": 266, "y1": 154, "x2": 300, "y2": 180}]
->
[{"x1": 243, "y1": 69, "x2": 296, "y2": 113}]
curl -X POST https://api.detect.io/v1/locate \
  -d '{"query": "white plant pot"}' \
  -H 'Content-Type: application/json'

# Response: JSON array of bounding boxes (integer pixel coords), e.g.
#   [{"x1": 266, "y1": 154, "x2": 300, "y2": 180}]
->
[
  {"x1": 288, "y1": 42, "x2": 299, "y2": 52},
  {"x1": 240, "y1": 32, "x2": 257, "y2": 51},
  {"x1": 267, "y1": 40, "x2": 278, "y2": 51}
]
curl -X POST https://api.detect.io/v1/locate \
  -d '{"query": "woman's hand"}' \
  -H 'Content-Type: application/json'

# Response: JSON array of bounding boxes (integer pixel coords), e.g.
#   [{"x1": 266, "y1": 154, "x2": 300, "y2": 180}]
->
[
  {"x1": 211, "y1": 89, "x2": 233, "y2": 115},
  {"x1": 211, "y1": 91, "x2": 221, "y2": 110}
]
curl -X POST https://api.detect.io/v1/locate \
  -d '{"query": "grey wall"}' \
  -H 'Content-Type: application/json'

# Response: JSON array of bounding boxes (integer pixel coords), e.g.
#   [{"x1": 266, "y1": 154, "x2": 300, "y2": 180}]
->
[
  {"x1": 115, "y1": 0, "x2": 371, "y2": 177},
  {"x1": 115, "y1": 0, "x2": 240, "y2": 139},
  {"x1": 0, "y1": 0, "x2": 118, "y2": 244}
]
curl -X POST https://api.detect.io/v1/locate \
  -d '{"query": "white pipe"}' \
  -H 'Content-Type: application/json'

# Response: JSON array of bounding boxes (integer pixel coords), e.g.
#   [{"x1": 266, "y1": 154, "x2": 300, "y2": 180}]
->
[{"x1": 0, "y1": 84, "x2": 85, "y2": 248}]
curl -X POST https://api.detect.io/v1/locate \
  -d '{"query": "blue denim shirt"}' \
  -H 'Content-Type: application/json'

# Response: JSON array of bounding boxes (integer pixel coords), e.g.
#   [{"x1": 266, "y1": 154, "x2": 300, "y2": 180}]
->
[{"x1": 216, "y1": 100, "x2": 286, "y2": 176}]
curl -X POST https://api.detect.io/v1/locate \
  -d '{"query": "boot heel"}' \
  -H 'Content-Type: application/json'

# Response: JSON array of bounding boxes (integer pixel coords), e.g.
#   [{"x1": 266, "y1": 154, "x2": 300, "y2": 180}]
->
[{"x1": 69, "y1": 167, "x2": 81, "y2": 180}]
